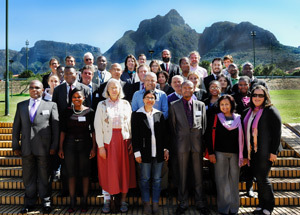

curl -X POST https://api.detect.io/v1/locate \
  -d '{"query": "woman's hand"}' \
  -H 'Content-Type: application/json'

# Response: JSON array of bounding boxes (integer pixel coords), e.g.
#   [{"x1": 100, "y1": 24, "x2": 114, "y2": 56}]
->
[
  {"x1": 164, "y1": 150, "x2": 169, "y2": 161},
  {"x1": 242, "y1": 158, "x2": 248, "y2": 166},
  {"x1": 89, "y1": 147, "x2": 96, "y2": 159},
  {"x1": 58, "y1": 149, "x2": 64, "y2": 159},
  {"x1": 209, "y1": 154, "x2": 216, "y2": 164},
  {"x1": 269, "y1": 153, "x2": 277, "y2": 162},
  {"x1": 135, "y1": 156, "x2": 142, "y2": 163},
  {"x1": 99, "y1": 147, "x2": 107, "y2": 159}
]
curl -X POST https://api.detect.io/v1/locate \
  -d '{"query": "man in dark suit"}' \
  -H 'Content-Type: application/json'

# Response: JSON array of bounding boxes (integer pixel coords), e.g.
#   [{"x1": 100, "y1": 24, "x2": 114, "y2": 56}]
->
[
  {"x1": 12, "y1": 80, "x2": 59, "y2": 214},
  {"x1": 203, "y1": 57, "x2": 223, "y2": 90},
  {"x1": 160, "y1": 49, "x2": 180, "y2": 84},
  {"x1": 169, "y1": 80, "x2": 209, "y2": 214},
  {"x1": 81, "y1": 65, "x2": 100, "y2": 108},
  {"x1": 92, "y1": 56, "x2": 111, "y2": 85}
]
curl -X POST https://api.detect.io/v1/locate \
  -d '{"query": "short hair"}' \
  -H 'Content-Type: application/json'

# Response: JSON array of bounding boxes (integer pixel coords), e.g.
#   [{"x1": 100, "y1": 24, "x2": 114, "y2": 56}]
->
[
  {"x1": 161, "y1": 49, "x2": 171, "y2": 57},
  {"x1": 70, "y1": 87, "x2": 85, "y2": 100},
  {"x1": 179, "y1": 57, "x2": 189, "y2": 66},
  {"x1": 65, "y1": 55, "x2": 75, "y2": 62},
  {"x1": 49, "y1": 58, "x2": 59, "y2": 66},
  {"x1": 249, "y1": 85, "x2": 272, "y2": 109},
  {"x1": 181, "y1": 80, "x2": 194, "y2": 88},
  {"x1": 217, "y1": 95, "x2": 236, "y2": 113},
  {"x1": 47, "y1": 74, "x2": 60, "y2": 83},
  {"x1": 223, "y1": 55, "x2": 233, "y2": 62},
  {"x1": 143, "y1": 90, "x2": 157, "y2": 100},
  {"x1": 97, "y1": 55, "x2": 106, "y2": 61},
  {"x1": 238, "y1": 76, "x2": 250, "y2": 84},
  {"x1": 149, "y1": 60, "x2": 162, "y2": 72},
  {"x1": 64, "y1": 66, "x2": 76, "y2": 73},
  {"x1": 137, "y1": 64, "x2": 150, "y2": 73},
  {"x1": 156, "y1": 71, "x2": 169, "y2": 83},
  {"x1": 171, "y1": 75, "x2": 184, "y2": 83},
  {"x1": 138, "y1": 53, "x2": 146, "y2": 59},
  {"x1": 189, "y1": 51, "x2": 200, "y2": 59},
  {"x1": 102, "y1": 78, "x2": 125, "y2": 99},
  {"x1": 242, "y1": 62, "x2": 254, "y2": 70},
  {"x1": 212, "y1": 57, "x2": 223, "y2": 64},
  {"x1": 144, "y1": 72, "x2": 157, "y2": 81},
  {"x1": 124, "y1": 54, "x2": 138, "y2": 73},
  {"x1": 228, "y1": 63, "x2": 238, "y2": 70},
  {"x1": 82, "y1": 65, "x2": 95, "y2": 73},
  {"x1": 83, "y1": 52, "x2": 94, "y2": 60}
]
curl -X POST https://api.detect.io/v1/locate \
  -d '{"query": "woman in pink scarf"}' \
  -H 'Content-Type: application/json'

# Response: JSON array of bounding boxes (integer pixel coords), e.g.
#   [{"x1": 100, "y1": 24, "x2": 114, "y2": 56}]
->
[
  {"x1": 242, "y1": 85, "x2": 282, "y2": 215},
  {"x1": 205, "y1": 95, "x2": 248, "y2": 215}
]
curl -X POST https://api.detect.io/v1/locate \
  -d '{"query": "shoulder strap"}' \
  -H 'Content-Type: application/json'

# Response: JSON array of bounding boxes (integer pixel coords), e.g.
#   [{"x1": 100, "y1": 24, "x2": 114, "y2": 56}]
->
[{"x1": 212, "y1": 114, "x2": 218, "y2": 151}]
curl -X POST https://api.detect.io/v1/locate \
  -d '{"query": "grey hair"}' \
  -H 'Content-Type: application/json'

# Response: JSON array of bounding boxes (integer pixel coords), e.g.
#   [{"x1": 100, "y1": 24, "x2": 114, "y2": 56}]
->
[
  {"x1": 181, "y1": 80, "x2": 194, "y2": 88},
  {"x1": 83, "y1": 52, "x2": 94, "y2": 60},
  {"x1": 171, "y1": 75, "x2": 184, "y2": 83},
  {"x1": 144, "y1": 72, "x2": 157, "y2": 81},
  {"x1": 188, "y1": 50, "x2": 201, "y2": 59},
  {"x1": 161, "y1": 49, "x2": 171, "y2": 57},
  {"x1": 102, "y1": 78, "x2": 125, "y2": 99}
]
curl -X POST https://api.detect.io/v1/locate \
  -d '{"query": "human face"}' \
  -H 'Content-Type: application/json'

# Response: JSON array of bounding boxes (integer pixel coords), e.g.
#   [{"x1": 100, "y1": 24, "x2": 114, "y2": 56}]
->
[
  {"x1": 162, "y1": 50, "x2": 171, "y2": 63},
  {"x1": 64, "y1": 68, "x2": 77, "y2": 85},
  {"x1": 48, "y1": 76, "x2": 60, "y2": 90},
  {"x1": 171, "y1": 77, "x2": 183, "y2": 94},
  {"x1": 97, "y1": 56, "x2": 107, "y2": 71},
  {"x1": 188, "y1": 74, "x2": 199, "y2": 89},
  {"x1": 180, "y1": 58, "x2": 190, "y2": 73},
  {"x1": 212, "y1": 60, "x2": 222, "y2": 75},
  {"x1": 243, "y1": 65, "x2": 254, "y2": 79},
  {"x1": 65, "y1": 57, "x2": 75, "y2": 66},
  {"x1": 84, "y1": 56, "x2": 94, "y2": 66},
  {"x1": 209, "y1": 83, "x2": 221, "y2": 96},
  {"x1": 72, "y1": 91, "x2": 85, "y2": 108},
  {"x1": 151, "y1": 63, "x2": 159, "y2": 73},
  {"x1": 189, "y1": 53, "x2": 199, "y2": 67},
  {"x1": 138, "y1": 55, "x2": 146, "y2": 65},
  {"x1": 144, "y1": 75, "x2": 157, "y2": 91},
  {"x1": 238, "y1": 80, "x2": 249, "y2": 94},
  {"x1": 138, "y1": 66, "x2": 147, "y2": 82},
  {"x1": 252, "y1": 89, "x2": 265, "y2": 107},
  {"x1": 126, "y1": 58, "x2": 136, "y2": 71},
  {"x1": 228, "y1": 66, "x2": 238, "y2": 77},
  {"x1": 110, "y1": 64, "x2": 123, "y2": 80},
  {"x1": 220, "y1": 99, "x2": 231, "y2": 116},
  {"x1": 107, "y1": 82, "x2": 120, "y2": 101},
  {"x1": 218, "y1": 77, "x2": 228, "y2": 89},
  {"x1": 181, "y1": 82, "x2": 194, "y2": 100},
  {"x1": 143, "y1": 93, "x2": 156, "y2": 108},
  {"x1": 57, "y1": 67, "x2": 65, "y2": 81},
  {"x1": 81, "y1": 69, "x2": 93, "y2": 85},
  {"x1": 50, "y1": 60, "x2": 59, "y2": 72},
  {"x1": 223, "y1": 59, "x2": 232, "y2": 69},
  {"x1": 29, "y1": 81, "x2": 43, "y2": 99},
  {"x1": 158, "y1": 73, "x2": 166, "y2": 84}
]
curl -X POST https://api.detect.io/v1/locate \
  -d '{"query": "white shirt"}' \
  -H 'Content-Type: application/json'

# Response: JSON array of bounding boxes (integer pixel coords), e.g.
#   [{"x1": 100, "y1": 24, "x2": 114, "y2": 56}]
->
[
  {"x1": 190, "y1": 65, "x2": 208, "y2": 79},
  {"x1": 28, "y1": 97, "x2": 42, "y2": 112},
  {"x1": 66, "y1": 81, "x2": 77, "y2": 103},
  {"x1": 175, "y1": 92, "x2": 182, "y2": 99},
  {"x1": 247, "y1": 112, "x2": 256, "y2": 149}
]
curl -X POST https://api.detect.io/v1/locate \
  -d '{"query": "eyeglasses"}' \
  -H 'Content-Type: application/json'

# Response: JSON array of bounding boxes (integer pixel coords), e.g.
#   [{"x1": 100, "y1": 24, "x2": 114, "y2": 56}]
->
[
  {"x1": 85, "y1": 58, "x2": 92, "y2": 61},
  {"x1": 252, "y1": 93, "x2": 264, "y2": 98},
  {"x1": 210, "y1": 87, "x2": 220, "y2": 90},
  {"x1": 144, "y1": 97, "x2": 155, "y2": 100}
]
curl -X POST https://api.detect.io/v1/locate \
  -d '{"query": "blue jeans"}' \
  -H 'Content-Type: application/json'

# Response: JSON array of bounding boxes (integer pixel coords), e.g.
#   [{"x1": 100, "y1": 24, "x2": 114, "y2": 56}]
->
[{"x1": 139, "y1": 158, "x2": 163, "y2": 203}]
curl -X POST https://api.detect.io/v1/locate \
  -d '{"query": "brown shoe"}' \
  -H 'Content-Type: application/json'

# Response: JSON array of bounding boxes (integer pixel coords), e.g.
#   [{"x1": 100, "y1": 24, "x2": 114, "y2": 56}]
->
[
  {"x1": 143, "y1": 202, "x2": 152, "y2": 215},
  {"x1": 153, "y1": 202, "x2": 160, "y2": 215}
]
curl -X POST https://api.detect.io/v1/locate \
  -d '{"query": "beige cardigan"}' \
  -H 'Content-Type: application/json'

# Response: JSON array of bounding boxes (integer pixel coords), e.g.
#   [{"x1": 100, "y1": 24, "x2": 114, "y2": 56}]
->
[{"x1": 94, "y1": 99, "x2": 132, "y2": 148}]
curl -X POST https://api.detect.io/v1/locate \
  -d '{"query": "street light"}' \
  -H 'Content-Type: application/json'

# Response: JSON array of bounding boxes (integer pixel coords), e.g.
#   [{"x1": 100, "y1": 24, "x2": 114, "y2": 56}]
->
[
  {"x1": 250, "y1": 31, "x2": 256, "y2": 69},
  {"x1": 26, "y1": 40, "x2": 29, "y2": 72},
  {"x1": 9, "y1": 60, "x2": 14, "y2": 98},
  {"x1": 5, "y1": 0, "x2": 9, "y2": 115},
  {"x1": 149, "y1": 50, "x2": 154, "y2": 61}
]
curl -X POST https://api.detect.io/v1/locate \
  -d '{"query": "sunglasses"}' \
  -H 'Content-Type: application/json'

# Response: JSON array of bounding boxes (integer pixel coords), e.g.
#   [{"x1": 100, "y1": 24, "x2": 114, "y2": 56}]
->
[{"x1": 252, "y1": 93, "x2": 264, "y2": 98}]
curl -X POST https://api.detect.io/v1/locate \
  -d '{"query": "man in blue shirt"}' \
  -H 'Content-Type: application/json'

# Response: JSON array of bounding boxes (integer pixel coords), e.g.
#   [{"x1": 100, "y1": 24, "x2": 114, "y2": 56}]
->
[{"x1": 132, "y1": 72, "x2": 168, "y2": 119}]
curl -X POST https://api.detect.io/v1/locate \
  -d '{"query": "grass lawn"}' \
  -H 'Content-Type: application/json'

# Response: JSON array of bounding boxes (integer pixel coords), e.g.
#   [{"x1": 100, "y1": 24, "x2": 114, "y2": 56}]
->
[{"x1": 0, "y1": 90, "x2": 299, "y2": 123}]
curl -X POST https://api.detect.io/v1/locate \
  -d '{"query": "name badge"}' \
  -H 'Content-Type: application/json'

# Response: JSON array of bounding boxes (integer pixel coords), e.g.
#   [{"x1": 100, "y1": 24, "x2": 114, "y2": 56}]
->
[
  {"x1": 42, "y1": 110, "x2": 50, "y2": 115},
  {"x1": 78, "y1": 116, "x2": 86, "y2": 122},
  {"x1": 195, "y1": 111, "x2": 202, "y2": 116},
  {"x1": 95, "y1": 93, "x2": 99, "y2": 98}
]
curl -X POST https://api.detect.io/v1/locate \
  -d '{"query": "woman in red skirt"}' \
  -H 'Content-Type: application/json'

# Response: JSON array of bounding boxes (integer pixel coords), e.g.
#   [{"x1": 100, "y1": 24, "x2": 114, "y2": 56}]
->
[{"x1": 94, "y1": 78, "x2": 136, "y2": 213}]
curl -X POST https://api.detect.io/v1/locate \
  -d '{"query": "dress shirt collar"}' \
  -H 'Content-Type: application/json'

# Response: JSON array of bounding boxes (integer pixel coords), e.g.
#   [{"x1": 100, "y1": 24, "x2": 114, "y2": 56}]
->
[
  {"x1": 137, "y1": 106, "x2": 160, "y2": 116},
  {"x1": 182, "y1": 97, "x2": 193, "y2": 106},
  {"x1": 174, "y1": 92, "x2": 182, "y2": 99}
]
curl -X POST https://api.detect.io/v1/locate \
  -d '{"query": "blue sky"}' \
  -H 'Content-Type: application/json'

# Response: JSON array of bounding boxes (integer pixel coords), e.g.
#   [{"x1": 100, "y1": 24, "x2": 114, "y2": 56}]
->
[{"x1": 0, "y1": 0, "x2": 299, "y2": 53}]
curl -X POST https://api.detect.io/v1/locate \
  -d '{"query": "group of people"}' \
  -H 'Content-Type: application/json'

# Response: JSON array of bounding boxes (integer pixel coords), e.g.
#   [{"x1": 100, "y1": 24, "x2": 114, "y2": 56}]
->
[{"x1": 12, "y1": 49, "x2": 281, "y2": 215}]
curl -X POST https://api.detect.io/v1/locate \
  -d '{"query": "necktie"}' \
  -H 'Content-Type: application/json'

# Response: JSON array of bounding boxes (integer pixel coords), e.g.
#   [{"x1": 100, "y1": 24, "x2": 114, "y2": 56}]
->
[
  {"x1": 68, "y1": 84, "x2": 73, "y2": 106},
  {"x1": 166, "y1": 63, "x2": 169, "y2": 72},
  {"x1": 30, "y1": 100, "x2": 37, "y2": 123},
  {"x1": 141, "y1": 83, "x2": 144, "y2": 90}
]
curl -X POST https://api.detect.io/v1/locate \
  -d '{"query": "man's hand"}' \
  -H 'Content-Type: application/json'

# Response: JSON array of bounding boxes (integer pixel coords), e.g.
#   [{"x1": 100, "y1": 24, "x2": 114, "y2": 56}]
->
[
  {"x1": 135, "y1": 156, "x2": 142, "y2": 163},
  {"x1": 14, "y1": 149, "x2": 22, "y2": 156},
  {"x1": 209, "y1": 154, "x2": 216, "y2": 164},
  {"x1": 50, "y1": 149, "x2": 56, "y2": 155},
  {"x1": 58, "y1": 149, "x2": 64, "y2": 159},
  {"x1": 164, "y1": 150, "x2": 169, "y2": 161}
]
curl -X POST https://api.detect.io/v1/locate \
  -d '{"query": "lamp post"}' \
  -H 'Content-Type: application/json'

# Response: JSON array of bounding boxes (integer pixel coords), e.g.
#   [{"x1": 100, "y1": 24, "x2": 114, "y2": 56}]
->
[
  {"x1": 9, "y1": 60, "x2": 14, "y2": 98},
  {"x1": 250, "y1": 31, "x2": 256, "y2": 69},
  {"x1": 26, "y1": 40, "x2": 29, "y2": 72},
  {"x1": 148, "y1": 50, "x2": 154, "y2": 61},
  {"x1": 5, "y1": 0, "x2": 9, "y2": 115}
]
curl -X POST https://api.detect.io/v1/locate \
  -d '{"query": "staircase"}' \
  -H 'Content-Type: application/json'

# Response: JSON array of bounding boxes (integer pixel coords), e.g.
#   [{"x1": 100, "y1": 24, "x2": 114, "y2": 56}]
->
[{"x1": 1, "y1": 122, "x2": 300, "y2": 214}]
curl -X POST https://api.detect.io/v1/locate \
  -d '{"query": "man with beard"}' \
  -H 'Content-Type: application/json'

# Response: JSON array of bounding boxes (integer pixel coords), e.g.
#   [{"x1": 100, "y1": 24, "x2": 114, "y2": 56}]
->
[
  {"x1": 92, "y1": 56, "x2": 111, "y2": 85},
  {"x1": 204, "y1": 58, "x2": 223, "y2": 90},
  {"x1": 160, "y1": 49, "x2": 180, "y2": 84}
]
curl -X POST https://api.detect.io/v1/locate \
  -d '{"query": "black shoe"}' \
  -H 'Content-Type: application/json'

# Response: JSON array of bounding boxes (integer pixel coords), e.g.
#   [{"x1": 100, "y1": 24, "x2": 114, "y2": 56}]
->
[
  {"x1": 253, "y1": 207, "x2": 263, "y2": 214},
  {"x1": 43, "y1": 206, "x2": 52, "y2": 214},
  {"x1": 197, "y1": 206, "x2": 210, "y2": 215},
  {"x1": 20, "y1": 206, "x2": 34, "y2": 214}
]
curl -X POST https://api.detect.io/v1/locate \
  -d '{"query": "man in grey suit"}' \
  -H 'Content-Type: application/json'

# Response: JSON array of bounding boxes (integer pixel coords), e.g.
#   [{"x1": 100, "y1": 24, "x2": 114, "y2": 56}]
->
[
  {"x1": 12, "y1": 80, "x2": 59, "y2": 214},
  {"x1": 169, "y1": 80, "x2": 209, "y2": 215}
]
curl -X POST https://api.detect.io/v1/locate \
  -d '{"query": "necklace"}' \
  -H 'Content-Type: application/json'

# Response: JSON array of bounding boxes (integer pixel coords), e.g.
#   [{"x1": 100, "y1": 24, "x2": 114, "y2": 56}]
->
[{"x1": 73, "y1": 106, "x2": 84, "y2": 115}]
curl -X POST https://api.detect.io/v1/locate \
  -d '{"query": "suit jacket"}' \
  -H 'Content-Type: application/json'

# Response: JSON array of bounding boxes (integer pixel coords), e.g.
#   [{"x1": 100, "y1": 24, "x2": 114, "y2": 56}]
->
[
  {"x1": 204, "y1": 74, "x2": 217, "y2": 91},
  {"x1": 169, "y1": 99, "x2": 206, "y2": 153},
  {"x1": 160, "y1": 63, "x2": 180, "y2": 84},
  {"x1": 120, "y1": 71, "x2": 140, "y2": 84},
  {"x1": 12, "y1": 99, "x2": 59, "y2": 156},
  {"x1": 131, "y1": 110, "x2": 168, "y2": 163},
  {"x1": 52, "y1": 82, "x2": 91, "y2": 117},
  {"x1": 92, "y1": 70, "x2": 111, "y2": 85}
]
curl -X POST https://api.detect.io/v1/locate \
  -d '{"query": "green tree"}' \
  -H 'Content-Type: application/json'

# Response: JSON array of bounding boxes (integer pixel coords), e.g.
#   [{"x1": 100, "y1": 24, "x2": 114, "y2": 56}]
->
[
  {"x1": 18, "y1": 70, "x2": 35, "y2": 78},
  {"x1": 199, "y1": 60, "x2": 211, "y2": 74}
]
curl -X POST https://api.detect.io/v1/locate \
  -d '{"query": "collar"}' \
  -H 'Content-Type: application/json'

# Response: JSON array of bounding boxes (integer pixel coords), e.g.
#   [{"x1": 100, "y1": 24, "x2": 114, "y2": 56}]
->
[
  {"x1": 182, "y1": 97, "x2": 193, "y2": 105},
  {"x1": 128, "y1": 70, "x2": 136, "y2": 74},
  {"x1": 174, "y1": 92, "x2": 182, "y2": 99},
  {"x1": 30, "y1": 97, "x2": 42, "y2": 102},
  {"x1": 108, "y1": 98, "x2": 119, "y2": 104},
  {"x1": 137, "y1": 106, "x2": 160, "y2": 115}
]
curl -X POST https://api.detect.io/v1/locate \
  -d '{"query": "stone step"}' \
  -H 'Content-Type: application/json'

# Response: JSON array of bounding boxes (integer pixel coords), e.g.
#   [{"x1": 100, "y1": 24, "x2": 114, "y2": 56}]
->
[
  {"x1": 0, "y1": 128, "x2": 12, "y2": 134},
  {"x1": 278, "y1": 149, "x2": 296, "y2": 157},
  {"x1": 0, "y1": 134, "x2": 12, "y2": 141},
  {"x1": 273, "y1": 157, "x2": 300, "y2": 167},
  {"x1": 0, "y1": 157, "x2": 22, "y2": 166},
  {"x1": 269, "y1": 167, "x2": 300, "y2": 178},
  {"x1": 0, "y1": 141, "x2": 12, "y2": 148},
  {"x1": 0, "y1": 122, "x2": 13, "y2": 128},
  {"x1": 0, "y1": 148, "x2": 14, "y2": 157},
  {"x1": 0, "y1": 167, "x2": 22, "y2": 177}
]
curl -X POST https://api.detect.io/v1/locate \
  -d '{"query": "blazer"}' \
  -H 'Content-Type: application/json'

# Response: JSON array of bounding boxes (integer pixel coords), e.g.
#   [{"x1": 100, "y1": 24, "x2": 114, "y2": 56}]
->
[
  {"x1": 12, "y1": 99, "x2": 59, "y2": 156},
  {"x1": 120, "y1": 71, "x2": 140, "y2": 84},
  {"x1": 92, "y1": 70, "x2": 111, "y2": 85},
  {"x1": 169, "y1": 99, "x2": 207, "y2": 153},
  {"x1": 52, "y1": 82, "x2": 91, "y2": 117},
  {"x1": 160, "y1": 63, "x2": 180, "y2": 84},
  {"x1": 131, "y1": 110, "x2": 168, "y2": 163},
  {"x1": 94, "y1": 99, "x2": 132, "y2": 148}
]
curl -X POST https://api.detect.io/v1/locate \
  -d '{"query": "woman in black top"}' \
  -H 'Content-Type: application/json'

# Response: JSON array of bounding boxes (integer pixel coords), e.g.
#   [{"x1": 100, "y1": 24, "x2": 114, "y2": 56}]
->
[
  {"x1": 202, "y1": 80, "x2": 221, "y2": 118},
  {"x1": 205, "y1": 95, "x2": 247, "y2": 215},
  {"x1": 58, "y1": 89, "x2": 96, "y2": 213},
  {"x1": 242, "y1": 85, "x2": 281, "y2": 215},
  {"x1": 156, "y1": 71, "x2": 174, "y2": 95},
  {"x1": 232, "y1": 76, "x2": 251, "y2": 115}
]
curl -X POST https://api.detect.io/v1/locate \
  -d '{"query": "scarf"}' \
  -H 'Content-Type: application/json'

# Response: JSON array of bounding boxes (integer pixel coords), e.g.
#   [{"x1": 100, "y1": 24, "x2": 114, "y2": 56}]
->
[
  {"x1": 243, "y1": 107, "x2": 264, "y2": 160},
  {"x1": 217, "y1": 113, "x2": 245, "y2": 167}
]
